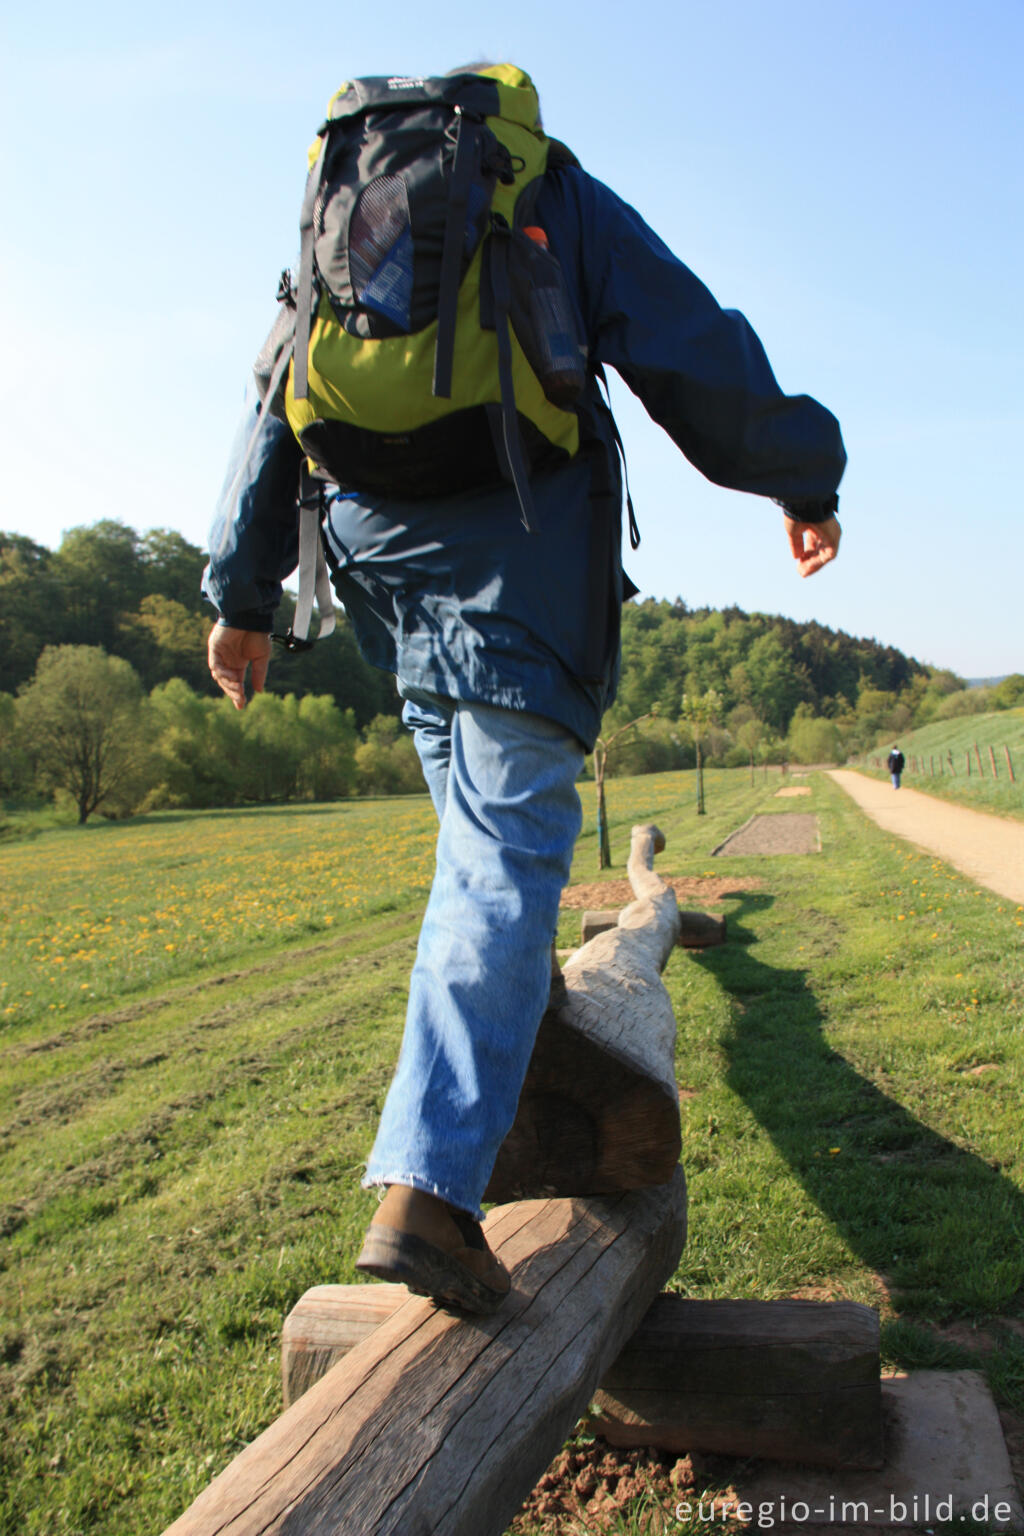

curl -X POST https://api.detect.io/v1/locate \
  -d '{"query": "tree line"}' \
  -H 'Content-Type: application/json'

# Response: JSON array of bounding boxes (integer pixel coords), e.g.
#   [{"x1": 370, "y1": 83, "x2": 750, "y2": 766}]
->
[
  {"x1": 1, "y1": 648, "x2": 424, "y2": 824},
  {"x1": 5, "y1": 520, "x2": 1022, "y2": 824},
  {"x1": 0, "y1": 522, "x2": 397, "y2": 726}
]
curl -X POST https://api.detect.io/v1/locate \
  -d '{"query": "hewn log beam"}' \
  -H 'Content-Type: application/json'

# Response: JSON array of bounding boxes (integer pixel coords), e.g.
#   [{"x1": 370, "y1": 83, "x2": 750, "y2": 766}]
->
[{"x1": 162, "y1": 1173, "x2": 686, "y2": 1536}]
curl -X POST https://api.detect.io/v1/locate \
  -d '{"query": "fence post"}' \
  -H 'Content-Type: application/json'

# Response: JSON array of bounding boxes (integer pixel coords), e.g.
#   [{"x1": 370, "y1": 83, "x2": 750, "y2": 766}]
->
[
  {"x1": 989, "y1": 744, "x2": 999, "y2": 779},
  {"x1": 1006, "y1": 745, "x2": 1016, "y2": 784},
  {"x1": 975, "y1": 742, "x2": 984, "y2": 775}
]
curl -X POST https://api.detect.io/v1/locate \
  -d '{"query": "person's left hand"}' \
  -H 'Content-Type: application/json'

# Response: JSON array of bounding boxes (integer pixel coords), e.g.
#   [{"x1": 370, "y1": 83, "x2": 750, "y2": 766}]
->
[
  {"x1": 784, "y1": 513, "x2": 841, "y2": 578},
  {"x1": 207, "y1": 624, "x2": 272, "y2": 710}
]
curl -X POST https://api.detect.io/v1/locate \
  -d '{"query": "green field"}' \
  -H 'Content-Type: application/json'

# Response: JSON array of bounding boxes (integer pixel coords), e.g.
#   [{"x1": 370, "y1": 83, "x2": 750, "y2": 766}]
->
[
  {"x1": 3, "y1": 769, "x2": 1024, "y2": 1534},
  {"x1": 862, "y1": 707, "x2": 1024, "y2": 821}
]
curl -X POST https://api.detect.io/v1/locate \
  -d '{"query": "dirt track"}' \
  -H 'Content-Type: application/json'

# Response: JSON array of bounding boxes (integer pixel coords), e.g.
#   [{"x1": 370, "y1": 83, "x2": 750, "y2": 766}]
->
[{"x1": 829, "y1": 769, "x2": 1024, "y2": 904}]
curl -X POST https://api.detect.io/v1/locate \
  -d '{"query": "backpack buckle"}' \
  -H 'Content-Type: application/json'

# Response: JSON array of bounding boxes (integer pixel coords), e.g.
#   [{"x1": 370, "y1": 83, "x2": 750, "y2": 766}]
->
[{"x1": 271, "y1": 629, "x2": 315, "y2": 653}]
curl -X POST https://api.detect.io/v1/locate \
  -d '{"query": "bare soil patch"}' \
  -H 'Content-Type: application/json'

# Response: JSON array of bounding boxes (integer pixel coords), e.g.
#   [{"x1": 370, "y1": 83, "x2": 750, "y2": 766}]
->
[
  {"x1": 775, "y1": 786, "x2": 812, "y2": 797},
  {"x1": 561, "y1": 876, "x2": 762, "y2": 911},
  {"x1": 512, "y1": 1438, "x2": 746, "y2": 1535}
]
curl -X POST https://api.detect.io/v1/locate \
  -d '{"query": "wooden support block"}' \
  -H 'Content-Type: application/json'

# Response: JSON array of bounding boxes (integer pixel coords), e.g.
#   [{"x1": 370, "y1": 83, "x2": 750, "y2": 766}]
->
[
  {"x1": 163, "y1": 1172, "x2": 686, "y2": 1536},
  {"x1": 581, "y1": 909, "x2": 619, "y2": 944},
  {"x1": 582, "y1": 909, "x2": 726, "y2": 950},
  {"x1": 676, "y1": 910, "x2": 726, "y2": 948},
  {"x1": 283, "y1": 1283, "x2": 409, "y2": 1408},
  {"x1": 282, "y1": 1289, "x2": 881, "y2": 1474},
  {"x1": 592, "y1": 1296, "x2": 882, "y2": 1470},
  {"x1": 487, "y1": 825, "x2": 682, "y2": 1202}
]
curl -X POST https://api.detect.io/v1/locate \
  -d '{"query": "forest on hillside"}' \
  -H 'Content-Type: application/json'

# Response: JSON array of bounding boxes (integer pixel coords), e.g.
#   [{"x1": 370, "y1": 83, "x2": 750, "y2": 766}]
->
[{"x1": 3, "y1": 520, "x2": 1022, "y2": 820}]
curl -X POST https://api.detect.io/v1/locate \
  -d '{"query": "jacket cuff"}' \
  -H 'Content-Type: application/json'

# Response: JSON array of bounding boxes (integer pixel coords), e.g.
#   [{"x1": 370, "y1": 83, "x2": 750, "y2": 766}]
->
[
  {"x1": 776, "y1": 494, "x2": 839, "y2": 524},
  {"x1": 216, "y1": 611, "x2": 275, "y2": 633}
]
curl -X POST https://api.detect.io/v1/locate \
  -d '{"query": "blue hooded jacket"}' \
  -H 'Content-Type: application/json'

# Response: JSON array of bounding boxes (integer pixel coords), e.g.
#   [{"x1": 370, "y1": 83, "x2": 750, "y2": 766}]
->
[{"x1": 204, "y1": 164, "x2": 845, "y2": 750}]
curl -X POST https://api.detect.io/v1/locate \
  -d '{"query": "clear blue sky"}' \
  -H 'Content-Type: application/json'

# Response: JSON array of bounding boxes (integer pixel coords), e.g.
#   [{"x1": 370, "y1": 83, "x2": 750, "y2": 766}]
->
[{"x1": 1, "y1": 0, "x2": 1020, "y2": 679}]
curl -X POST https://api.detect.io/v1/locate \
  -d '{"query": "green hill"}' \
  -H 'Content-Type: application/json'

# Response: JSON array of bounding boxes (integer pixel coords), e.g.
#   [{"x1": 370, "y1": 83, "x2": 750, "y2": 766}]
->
[{"x1": 863, "y1": 708, "x2": 1024, "y2": 819}]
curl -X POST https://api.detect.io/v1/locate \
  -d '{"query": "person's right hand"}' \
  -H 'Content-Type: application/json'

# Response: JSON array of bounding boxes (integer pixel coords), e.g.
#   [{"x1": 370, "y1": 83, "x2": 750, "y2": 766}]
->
[
  {"x1": 207, "y1": 624, "x2": 272, "y2": 710},
  {"x1": 784, "y1": 513, "x2": 841, "y2": 578}
]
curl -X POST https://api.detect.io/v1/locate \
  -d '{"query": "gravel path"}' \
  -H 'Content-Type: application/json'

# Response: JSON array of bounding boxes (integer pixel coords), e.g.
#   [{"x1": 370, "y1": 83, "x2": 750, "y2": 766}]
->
[
  {"x1": 712, "y1": 812, "x2": 821, "y2": 856},
  {"x1": 829, "y1": 769, "x2": 1024, "y2": 904}
]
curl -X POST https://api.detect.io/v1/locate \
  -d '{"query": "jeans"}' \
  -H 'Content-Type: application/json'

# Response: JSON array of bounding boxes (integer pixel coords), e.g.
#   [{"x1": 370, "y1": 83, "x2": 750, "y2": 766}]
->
[{"x1": 362, "y1": 694, "x2": 584, "y2": 1218}]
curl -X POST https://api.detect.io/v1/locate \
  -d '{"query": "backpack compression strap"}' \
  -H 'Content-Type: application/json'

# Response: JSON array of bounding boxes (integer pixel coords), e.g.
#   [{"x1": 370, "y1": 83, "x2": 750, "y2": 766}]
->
[
  {"x1": 273, "y1": 467, "x2": 337, "y2": 651},
  {"x1": 292, "y1": 135, "x2": 329, "y2": 402},
  {"x1": 433, "y1": 111, "x2": 485, "y2": 399},
  {"x1": 485, "y1": 219, "x2": 538, "y2": 534}
]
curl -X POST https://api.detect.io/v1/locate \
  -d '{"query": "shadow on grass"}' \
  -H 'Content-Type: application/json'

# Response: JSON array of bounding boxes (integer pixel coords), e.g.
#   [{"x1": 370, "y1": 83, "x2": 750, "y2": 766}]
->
[{"x1": 695, "y1": 893, "x2": 1024, "y2": 1320}]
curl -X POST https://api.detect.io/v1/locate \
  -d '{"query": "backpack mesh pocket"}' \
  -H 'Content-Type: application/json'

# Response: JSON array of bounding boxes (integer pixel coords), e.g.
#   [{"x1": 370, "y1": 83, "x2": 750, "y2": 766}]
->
[{"x1": 349, "y1": 175, "x2": 414, "y2": 330}]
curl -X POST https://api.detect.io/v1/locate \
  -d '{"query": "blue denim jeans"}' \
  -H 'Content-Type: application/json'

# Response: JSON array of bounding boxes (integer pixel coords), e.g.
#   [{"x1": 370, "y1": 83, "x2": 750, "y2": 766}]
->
[{"x1": 362, "y1": 694, "x2": 584, "y2": 1218}]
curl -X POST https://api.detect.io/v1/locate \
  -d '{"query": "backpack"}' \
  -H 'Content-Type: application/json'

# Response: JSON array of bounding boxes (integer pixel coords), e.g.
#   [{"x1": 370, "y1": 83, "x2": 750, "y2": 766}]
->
[{"x1": 250, "y1": 65, "x2": 590, "y2": 646}]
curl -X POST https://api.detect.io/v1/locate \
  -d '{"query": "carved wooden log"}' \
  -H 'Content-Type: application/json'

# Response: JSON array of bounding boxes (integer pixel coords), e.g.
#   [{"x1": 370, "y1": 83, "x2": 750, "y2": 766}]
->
[
  {"x1": 162, "y1": 1172, "x2": 686, "y2": 1536},
  {"x1": 486, "y1": 824, "x2": 682, "y2": 1202},
  {"x1": 581, "y1": 909, "x2": 726, "y2": 948},
  {"x1": 281, "y1": 1290, "x2": 882, "y2": 1472}
]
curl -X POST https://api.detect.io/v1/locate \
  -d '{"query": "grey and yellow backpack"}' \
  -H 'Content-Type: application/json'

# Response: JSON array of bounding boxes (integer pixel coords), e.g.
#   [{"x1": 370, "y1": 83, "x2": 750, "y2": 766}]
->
[{"x1": 250, "y1": 64, "x2": 591, "y2": 645}]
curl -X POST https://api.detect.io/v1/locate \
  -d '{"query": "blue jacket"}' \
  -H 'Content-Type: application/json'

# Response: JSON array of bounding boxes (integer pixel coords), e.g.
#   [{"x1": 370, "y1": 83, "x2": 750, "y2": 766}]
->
[{"x1": 204, "y1": 165, "x2": 845, "y2": 751}]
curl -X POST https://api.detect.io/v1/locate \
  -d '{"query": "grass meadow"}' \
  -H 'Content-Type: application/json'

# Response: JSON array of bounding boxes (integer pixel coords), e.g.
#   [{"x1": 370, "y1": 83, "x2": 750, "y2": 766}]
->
[
  {"x1": 2, "y1": 768, "x2": 1024, "y2": 1534},
  {"x1": 861, "y1": 707, "x2": 1024, "y2": 822}
]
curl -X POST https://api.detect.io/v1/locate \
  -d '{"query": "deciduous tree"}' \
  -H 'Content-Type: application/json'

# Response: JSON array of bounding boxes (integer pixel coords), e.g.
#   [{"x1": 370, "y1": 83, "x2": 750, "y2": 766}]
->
[{"x1": 16, "y1": 646, "x2": 151, "y2": 823}]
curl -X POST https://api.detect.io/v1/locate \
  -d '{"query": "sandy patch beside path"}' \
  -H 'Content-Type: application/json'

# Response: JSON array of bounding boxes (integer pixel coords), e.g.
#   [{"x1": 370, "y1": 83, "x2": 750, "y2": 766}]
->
[{"x1": 829, "y1": 770, "x2": 1024, "y2": 904}]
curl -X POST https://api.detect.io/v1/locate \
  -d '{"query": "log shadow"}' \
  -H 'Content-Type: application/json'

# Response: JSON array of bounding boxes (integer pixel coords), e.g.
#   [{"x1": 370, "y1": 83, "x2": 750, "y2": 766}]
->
[{"x1": 689, "y1": 894, "x2": 1024, "y2": 1319}]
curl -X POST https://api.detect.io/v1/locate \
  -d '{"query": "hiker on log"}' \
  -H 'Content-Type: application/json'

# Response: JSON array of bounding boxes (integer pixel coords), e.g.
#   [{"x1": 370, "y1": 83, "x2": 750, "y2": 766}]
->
[{"x1": 202, "y1": 63, "x2": 846, "y2": 1315}]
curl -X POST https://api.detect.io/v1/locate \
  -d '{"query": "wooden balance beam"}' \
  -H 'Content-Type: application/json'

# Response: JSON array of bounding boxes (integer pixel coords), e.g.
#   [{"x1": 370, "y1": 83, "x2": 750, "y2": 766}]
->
[
  {"x1": 162, "y1": 825, "x2": 690, "y2": 1534},
  {"x1": 163, "y1": 1176, "x2": 686, "y2": 1536}
]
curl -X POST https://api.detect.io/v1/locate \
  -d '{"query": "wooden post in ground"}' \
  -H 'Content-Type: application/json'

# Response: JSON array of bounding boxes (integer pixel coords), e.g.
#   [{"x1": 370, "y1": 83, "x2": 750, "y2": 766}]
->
[
  {"x1": 1006, "y1": 744, "x2": 1016, "y2": 783},
  {"x1": 163, "y1": 1176, "x2": 686, "y2": 1536},
  {"x1": 989, "y1": 744, "x2": 999, "y2": 779},
  {"x1": 485, "y1": 823, "x2": 683, "y2": 1201},
  {"x1": 281, "y1": 1289, "x2": 883, "y2": 1472}
]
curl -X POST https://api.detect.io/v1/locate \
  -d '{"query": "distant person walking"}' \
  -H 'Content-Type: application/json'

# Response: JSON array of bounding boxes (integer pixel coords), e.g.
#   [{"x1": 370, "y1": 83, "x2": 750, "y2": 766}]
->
[{"x1": 888, "y1": 746, "x2": 905, "y2": 789}]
